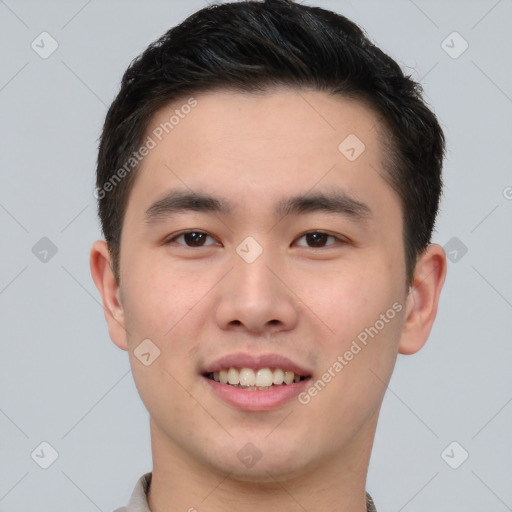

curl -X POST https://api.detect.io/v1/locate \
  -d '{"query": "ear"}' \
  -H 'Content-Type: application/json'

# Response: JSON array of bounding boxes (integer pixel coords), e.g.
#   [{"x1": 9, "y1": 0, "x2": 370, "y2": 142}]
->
[
  {"x1": 89, "y1": 240, "x2": 128, "y2": 351},
  {"x1": 398, "y1": 243, "x2": 447, "y2": 355}
]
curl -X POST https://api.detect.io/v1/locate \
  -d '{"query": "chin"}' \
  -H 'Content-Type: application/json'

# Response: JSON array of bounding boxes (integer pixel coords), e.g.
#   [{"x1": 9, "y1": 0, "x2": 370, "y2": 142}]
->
[
  {"x1": 217, "y1": 461, "x2": 303, "y2": 484},
  {"x1": 203, "y1": 443, "x2": 311, "y2": 484}
]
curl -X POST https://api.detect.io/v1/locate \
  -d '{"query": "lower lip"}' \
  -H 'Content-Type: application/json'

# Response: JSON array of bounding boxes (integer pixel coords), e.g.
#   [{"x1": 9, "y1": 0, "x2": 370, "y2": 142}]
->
[{"x1": 202, "y1": 376, "x2": 311, "y2": 411}]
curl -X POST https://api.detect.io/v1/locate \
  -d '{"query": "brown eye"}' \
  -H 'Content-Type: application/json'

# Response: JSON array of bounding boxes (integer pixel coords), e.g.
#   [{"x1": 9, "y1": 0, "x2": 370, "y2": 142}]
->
[
  {"x1": 305, "y1": 232, "x2": 329, "y2": 247},
  {"x1": 166, "y1": 231, "x2": 217, "y2": 247},
  {"x1": 295, "y1": 231, "x2": 342, "y2": 248}
]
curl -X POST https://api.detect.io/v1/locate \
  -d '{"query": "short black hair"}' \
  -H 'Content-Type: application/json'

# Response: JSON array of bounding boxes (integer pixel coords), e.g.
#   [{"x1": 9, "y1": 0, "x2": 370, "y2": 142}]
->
[{"x1": 96, "y1": 0, "x2": 445, "y2": 286}]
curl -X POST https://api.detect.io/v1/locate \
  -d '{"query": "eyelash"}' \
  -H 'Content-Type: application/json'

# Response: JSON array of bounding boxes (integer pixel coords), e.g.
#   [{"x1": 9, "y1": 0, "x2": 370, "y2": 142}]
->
[{"x1": 164, "y1": 230, "x2": 347, "y2": 249}]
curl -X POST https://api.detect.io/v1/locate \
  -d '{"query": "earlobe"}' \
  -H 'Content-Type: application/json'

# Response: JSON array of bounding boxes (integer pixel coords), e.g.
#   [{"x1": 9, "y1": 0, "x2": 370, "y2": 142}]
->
[
  {"x1": 89, "y1": 240, "x2": 129, "y2": 351},
  {"x1": 398, "y1": 244, "x2": 447, "y2": 355}
]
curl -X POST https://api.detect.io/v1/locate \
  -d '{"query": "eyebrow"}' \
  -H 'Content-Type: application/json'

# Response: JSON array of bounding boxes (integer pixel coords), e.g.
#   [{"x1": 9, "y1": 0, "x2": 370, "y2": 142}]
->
[{"x1": 144, "y1": 189, "x2": 372, "y2": 223}]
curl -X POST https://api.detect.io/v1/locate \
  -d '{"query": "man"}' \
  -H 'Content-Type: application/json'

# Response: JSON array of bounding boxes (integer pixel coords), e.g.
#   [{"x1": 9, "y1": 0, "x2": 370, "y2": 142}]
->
[{"x1": 90, "y1": 1, "x2": 447, "y2": 510}]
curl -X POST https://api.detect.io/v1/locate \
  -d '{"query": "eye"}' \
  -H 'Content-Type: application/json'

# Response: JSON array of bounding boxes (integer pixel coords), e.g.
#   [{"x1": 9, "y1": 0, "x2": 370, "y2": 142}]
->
[
  {"x1": 164, "y1": 230, "x2": 346, "y2": 249},
  {"x1": 294, "y1": 231, "x2": 345, "y2": 248},
  {"x1": 165, "y1": 230, "x2": 218, "y2": 247}
]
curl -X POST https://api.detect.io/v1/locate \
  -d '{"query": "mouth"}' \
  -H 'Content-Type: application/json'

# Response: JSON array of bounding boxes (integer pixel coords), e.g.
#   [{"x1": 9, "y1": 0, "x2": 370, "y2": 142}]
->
[
  {"x1": 200, "y1": 353, "x2": 313, "y2": 411},
  {"x1": 203, "y1": 367, "x2": 311, "y2": 391}
]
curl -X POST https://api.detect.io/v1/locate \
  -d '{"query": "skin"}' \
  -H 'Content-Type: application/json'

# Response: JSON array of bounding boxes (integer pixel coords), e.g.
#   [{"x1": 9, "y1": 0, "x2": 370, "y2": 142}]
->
[{"x1": 90, "y1": 88, "x2": 446, "y2": 512}]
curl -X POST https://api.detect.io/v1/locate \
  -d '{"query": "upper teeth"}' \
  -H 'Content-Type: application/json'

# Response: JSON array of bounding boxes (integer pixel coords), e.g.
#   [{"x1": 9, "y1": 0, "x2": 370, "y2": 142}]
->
[{"x1": 211, "y1": 367, "x2": 302, "y2": 387}]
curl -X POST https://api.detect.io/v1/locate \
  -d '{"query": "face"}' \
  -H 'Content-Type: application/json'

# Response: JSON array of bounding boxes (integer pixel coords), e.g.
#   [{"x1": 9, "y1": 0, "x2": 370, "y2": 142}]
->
[{"x1": 101, "y1": 88, "x2": 417, "y2": 482}]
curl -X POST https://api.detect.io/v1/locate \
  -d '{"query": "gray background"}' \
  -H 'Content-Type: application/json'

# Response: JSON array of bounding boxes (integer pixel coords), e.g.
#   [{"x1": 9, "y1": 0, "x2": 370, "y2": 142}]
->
[{"x1": 1, "y1": 0, "x2": 511, "y2": 511}]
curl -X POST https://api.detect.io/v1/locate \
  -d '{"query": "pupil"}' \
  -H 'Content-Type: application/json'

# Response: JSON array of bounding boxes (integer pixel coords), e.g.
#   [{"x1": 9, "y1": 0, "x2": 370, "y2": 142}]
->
[
  {"x1": 185, "y1": 232, "x2": 205, "y2": 246},
  {"x1": 183, "y1": 232, "x2": 328, "y2": 247},
  {"x1": 307, "y1": 233, "x2": 327, "y2": 247}
]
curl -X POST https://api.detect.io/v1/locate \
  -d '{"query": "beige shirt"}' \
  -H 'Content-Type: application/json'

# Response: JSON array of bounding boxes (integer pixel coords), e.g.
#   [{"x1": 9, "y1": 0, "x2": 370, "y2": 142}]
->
[{"x1": 114, "y1": 473, "x2": 378, "y2": 512}]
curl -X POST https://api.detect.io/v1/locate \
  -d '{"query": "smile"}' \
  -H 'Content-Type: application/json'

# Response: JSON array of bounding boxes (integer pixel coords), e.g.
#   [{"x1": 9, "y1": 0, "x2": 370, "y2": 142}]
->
[{"x1": 204, "y1": 367, "x2": 309, "y2": 390}]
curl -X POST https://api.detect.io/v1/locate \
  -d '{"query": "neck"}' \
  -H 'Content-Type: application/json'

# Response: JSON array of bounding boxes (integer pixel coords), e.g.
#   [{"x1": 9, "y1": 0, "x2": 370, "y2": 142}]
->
[{"x1": 147, "y1": 416, "x2": 377, "y2": 512}]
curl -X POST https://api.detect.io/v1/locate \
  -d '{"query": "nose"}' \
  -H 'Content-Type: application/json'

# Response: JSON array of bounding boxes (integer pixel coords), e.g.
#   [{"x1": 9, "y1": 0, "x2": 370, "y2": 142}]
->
[{"x1": 214, "y1": 244, "x2": 300, "y2": 336}]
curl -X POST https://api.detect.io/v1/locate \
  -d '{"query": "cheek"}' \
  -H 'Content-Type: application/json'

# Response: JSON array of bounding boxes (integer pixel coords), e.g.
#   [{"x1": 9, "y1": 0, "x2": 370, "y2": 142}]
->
[
  {"x1": 130, "y1": 357, "x2": 197, "y2": 442},
  {"x1": 300, "y1": 271, "x2": 405, "y2": 441},
  {"x1": 306, "y1": 260, "x2": 407, "y2": 396},
  {"x1": 120, "y1": 257, "x2": 215, "y2": 397},
  {"x1": 306, "y1": 263, "x2": 400, "y2": 336},
  {"x1": 121, "y1": 251, "x2": 210, "y2": 340}
]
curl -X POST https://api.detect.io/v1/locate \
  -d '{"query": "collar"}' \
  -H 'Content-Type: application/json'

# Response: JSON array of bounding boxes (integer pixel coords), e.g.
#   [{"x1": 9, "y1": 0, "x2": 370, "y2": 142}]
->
[{"x1": 118, "y1": 472, "x2": 377, "y2": 512}]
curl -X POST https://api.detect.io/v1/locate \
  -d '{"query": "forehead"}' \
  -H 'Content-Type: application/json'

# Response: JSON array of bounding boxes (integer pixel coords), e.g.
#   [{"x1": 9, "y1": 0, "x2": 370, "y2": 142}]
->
[
  {"x1": 146, "y1": 87, "x2": 384, "y2": 161},
  {"x1": 126, "y1": 87, "x2": 398, "y2": 224}
]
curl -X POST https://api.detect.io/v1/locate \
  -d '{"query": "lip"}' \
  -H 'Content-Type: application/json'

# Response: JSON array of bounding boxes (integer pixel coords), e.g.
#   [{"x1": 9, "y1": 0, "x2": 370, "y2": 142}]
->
[
  {"x1": 200, "y1": 352, "x2": 313, "y2": 412},
  {"x1": 201, "y1": 352, "x2": 312, "y2": 376},
  {"x1": 202, "y1": 375, "x2": 311, "y2": 411}
]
